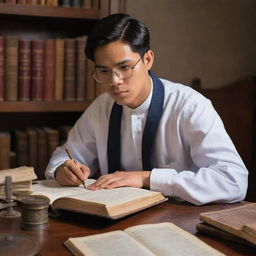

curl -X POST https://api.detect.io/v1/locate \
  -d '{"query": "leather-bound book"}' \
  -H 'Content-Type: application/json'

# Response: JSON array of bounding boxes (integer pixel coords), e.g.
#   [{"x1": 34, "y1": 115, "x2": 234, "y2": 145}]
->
[
  {"x1": 5, "y1": 0, "x2": 16, "y2": 3},
  {"x1": 46, "y1": 0, "x2": 58, "y2": 6},
  {"x1": 59, "y1": 0, "x2": 71, "y2": 7},
  {"x1": 82, "y1": 0, "x2": 91, "y2": 9},
  {"x1": 0, "y1": 36, "x2": 4, "y2": 101},
  {"x1": 38, "y1": 0, "x2": 46, "y2": 5},
  {"x1": 26, "y1": 128, "x2": 38, "y2": 171},
  {"x1": 43, "y1": 39, "x2": 55, "y2": 101},
  {"x1": 86, "y1": 58, "x2": 96, "y2": 100},
  {"x1": 72, "y1": 0, "x2": 82, "y2": 7},
  {"x1": 31, "y1": 39, "x2": 44, "y2": 101},
  {"x1": 36, "y1": 128, "x2": 47, "y2": 180},
  {"x1": 0, "y1": 132, "x2": 10, "y2": 170},
  {"x1": 55, "y1": 38, "x2": 64, "y2": 101},
  {"x1": 5, "y1": 36, "x2": 18, "y2": 101},
  {"x1": 17, "y1": 0, "x2": 27, "y2": 4},
  {"x1": 58, "y1": 125, "x2": 71, "y2": 145},
  {"x1": 14, "y1": 130, "x2": 29, "y2": 167},
  {"x1": 9, "y1": 151, "x2": 17, "y2": 169},
  {"x1": 76, "y1": 36, "x2": 87, "y2": 101},
  {"x1": 91, "y1": 0, "x2": 99, "y2": 9},
  {"x1": 18, "y1": 39, "x2": 31, "y2": 101},
  {"x1": 64, "y1": 38, "x2": 76, "y2": 101},
  {"x1": 26, "y1": 0, "x2": 39, "y2": 5},
  {"x1": 43, "y1": 127, "x2": 59, "y2": 161}
]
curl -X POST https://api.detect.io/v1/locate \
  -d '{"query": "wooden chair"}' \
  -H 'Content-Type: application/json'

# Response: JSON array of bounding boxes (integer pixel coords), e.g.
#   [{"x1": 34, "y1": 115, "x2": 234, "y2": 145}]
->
[{"x1": 191, "y1": 77, "x2": 256, "y2": 202}]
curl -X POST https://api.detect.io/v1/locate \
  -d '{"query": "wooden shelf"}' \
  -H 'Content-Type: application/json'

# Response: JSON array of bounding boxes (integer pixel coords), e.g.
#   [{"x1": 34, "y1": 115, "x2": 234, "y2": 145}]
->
[
  {"x1": 0, "y1": 101, "x2": 91, "y2": 112},
  {"x1": 0, "y1": 3, "x2": 101, "y2": 20}
]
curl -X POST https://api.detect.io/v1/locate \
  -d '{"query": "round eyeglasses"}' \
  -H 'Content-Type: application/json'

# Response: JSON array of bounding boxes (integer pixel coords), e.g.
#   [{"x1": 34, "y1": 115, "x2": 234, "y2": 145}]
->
[{"x1": 93, "y1": 57, "x2": 142, "y2": 84}]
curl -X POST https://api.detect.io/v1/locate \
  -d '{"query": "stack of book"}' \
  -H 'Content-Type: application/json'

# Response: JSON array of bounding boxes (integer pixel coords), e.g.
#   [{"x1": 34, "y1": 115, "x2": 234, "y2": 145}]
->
[
  {"x1": 0, "y1": 166, "x2": 37, "y2": 197},
  {"x1": 197, "y1": 203, "x2": 256, "y2": 247}
]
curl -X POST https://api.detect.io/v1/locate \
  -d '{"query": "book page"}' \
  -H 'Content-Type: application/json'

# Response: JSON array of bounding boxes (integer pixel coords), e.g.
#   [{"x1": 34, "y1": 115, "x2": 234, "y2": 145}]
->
[
  {"x1": 125, "y1": 222, "x2": 225, "y2": 256},
  {"x1": 65, "y1": 231, "x2": 155, "y2": 256},
  {"x1": 31, "y1": 179, "x2": 95, "y2": 203}
]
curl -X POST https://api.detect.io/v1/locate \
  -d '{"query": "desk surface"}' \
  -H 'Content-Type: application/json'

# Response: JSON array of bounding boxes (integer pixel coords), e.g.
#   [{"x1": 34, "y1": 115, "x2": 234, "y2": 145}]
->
[{"x1": 0, "y1": 200, "x2": 255, "y2": 256}]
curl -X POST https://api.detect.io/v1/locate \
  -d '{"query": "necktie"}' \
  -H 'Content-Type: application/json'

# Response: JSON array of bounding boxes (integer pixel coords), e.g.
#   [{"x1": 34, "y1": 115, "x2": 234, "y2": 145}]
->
[{"x1": 107, "y1": 72, "x2": 164, "y2": 172}]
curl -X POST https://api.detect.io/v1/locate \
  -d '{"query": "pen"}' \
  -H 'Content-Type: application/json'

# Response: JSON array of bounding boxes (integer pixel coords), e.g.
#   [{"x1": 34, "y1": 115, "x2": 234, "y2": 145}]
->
[{"x1": 65, "y1": 148, "x2": 87, "y2": 189}]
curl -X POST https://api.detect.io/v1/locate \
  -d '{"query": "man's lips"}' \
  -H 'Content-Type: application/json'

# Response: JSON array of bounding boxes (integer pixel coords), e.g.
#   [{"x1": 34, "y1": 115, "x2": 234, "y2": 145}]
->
[{"x1": 111, "y1": 90, "x2": 128, "y2": 96}]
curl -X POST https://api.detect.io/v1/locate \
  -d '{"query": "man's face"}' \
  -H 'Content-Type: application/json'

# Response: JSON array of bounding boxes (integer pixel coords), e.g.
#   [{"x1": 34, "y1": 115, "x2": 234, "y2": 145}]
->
[{"x1": 93, "y1": 40, "x2": 154, "y2": 108}]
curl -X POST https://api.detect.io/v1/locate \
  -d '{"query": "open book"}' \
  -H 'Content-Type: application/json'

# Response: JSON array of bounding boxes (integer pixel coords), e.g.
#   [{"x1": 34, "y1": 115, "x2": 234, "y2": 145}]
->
[
  {"x1": 0, "y1": 166, "x2": 37, "y2": 196},
  {"x1": 64, "y1": 222, "x2": 225, "y2": 256},
  {"x1": 199, "y1": 203, "x2": 256, "y2": 245},
  {"x1": 31, "y1": 179, "x2": 167, "y2": 219}
]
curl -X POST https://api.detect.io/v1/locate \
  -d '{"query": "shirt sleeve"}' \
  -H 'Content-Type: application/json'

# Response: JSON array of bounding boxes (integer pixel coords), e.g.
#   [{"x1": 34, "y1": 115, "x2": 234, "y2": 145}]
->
[
  {"x1": 45, "y1": 110, "x2": 99, "y2": 179},
  {"x1": 150, "y1": 94, "x2": 248, "y2": 205}
]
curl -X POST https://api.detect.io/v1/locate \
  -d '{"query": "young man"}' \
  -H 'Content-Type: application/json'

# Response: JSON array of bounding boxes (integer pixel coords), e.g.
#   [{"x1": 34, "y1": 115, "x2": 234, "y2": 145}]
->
[{"x1": 45, "y1": 13, "x2": 248, "y2": 205}]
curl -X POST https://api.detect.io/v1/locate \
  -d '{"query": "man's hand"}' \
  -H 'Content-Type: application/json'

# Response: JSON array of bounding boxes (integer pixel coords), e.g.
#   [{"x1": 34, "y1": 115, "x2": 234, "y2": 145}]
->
[
  {"x1": 87, "y1": 171, "x2": 151, "y2": 190},
  {"x1": 55, "y1": 160, "x2": 90, "y2": 186}
]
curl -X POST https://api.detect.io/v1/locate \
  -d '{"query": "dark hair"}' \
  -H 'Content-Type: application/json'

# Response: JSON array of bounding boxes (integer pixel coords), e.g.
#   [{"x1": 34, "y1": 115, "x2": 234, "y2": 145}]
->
[{"x1": 85, "y1": 13, "x2": 150, "y2": 61}]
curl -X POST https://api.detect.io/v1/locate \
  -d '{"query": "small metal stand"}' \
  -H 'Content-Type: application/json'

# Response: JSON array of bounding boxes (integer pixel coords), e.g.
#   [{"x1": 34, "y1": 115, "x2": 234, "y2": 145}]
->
[{"x1": 0, "y1": 176, "x2": 21, "y2": 218}]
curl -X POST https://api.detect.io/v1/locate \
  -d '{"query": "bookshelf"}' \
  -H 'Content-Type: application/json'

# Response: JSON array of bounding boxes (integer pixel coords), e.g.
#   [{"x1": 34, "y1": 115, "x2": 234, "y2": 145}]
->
[{"x1": 0, "y1": 0, "x2": 123, "y2": 173}]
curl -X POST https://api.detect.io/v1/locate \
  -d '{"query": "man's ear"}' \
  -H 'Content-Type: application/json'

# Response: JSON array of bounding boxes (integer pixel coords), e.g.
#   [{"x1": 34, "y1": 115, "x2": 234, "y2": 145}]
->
[{"x1": 143, "y1": 50, "x2": 154, "y2": 70}]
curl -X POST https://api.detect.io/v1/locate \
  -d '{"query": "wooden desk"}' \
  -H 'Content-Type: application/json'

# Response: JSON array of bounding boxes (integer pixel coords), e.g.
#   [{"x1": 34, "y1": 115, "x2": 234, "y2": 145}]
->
[{"x1": 0, "y1": 200, "x2": 255, "y2": 256}]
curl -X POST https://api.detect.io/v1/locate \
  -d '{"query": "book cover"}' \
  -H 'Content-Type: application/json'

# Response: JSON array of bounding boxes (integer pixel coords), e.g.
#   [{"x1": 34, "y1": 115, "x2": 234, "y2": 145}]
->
[
  {"x1": 200, "y1": 203, "x2": 256, "y2": 245},
  {"x1": 26, "y1": 128, "x2": 38, "y2": 172},
  {"x1": 54, "y1": 38, "x2": 64, "y2": 101},
  {"x1": 31, "y1": 39, "x2": 44, "y2": 101},
  {"x1": 43, "y1": 39, "x2": 55, "y2": 101},
  {"x1": 76, "y1": 36, "x2": 87, "y2": 101},
  {"x1": 82, "y1": 0, "x2": 91, "y2": 9},
  {"x1": 5, "y1": 36, "x2": 18, "y2": 101},
  {"x1": 43, "y1": 127, "x2": 59, "y2": 161},
  {"x1": 0, "y1": 132, "x2": 10, "y2": 170},
  {"x1": 14, "y1": 130, "x2": 29, "y2": 167},
  {"x1": 0, "y1": 36, "x2": 4, "y2": 101},
  {"x1": 18, "y1": 38, "x2": 31, "y2": 101},
  {"x1": 64, "y1": 38, "x2": 76, "y2": 101},
  {"x1": 64, "y1": 222, "x2": 225, "y2": 256},
  {"x1": 35, "y1": 128, "x2": 48, "y2": 180},
  {"x1": 32, "y1": 179, "x2": 167, "y2": 219}
]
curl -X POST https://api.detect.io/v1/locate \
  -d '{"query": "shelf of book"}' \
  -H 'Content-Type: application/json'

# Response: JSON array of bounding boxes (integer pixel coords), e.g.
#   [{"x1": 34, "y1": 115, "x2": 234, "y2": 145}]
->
[
  {"x1": 0, "y1": 101, "x2": 91, "y2": 112},
  {"x1": 0, "y1": 3, "x2": 101, "y2": 19}
]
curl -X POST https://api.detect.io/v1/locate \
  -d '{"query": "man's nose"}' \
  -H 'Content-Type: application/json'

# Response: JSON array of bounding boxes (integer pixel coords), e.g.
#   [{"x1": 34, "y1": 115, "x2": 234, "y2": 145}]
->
[{"x1": 110, "y1": 71, "x2": 122, "y2": 84}]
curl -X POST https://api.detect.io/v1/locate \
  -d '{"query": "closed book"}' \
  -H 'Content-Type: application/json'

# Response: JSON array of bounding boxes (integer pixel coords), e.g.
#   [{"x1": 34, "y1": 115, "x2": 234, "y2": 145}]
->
[
  {"x1": 91, "y1": 0, "x2": 99, "y2": 9},
  {"x1": 36, "y1": 128, "x2": 47, "y2": 180},
  {"x1": 58, "y1": 125, "x2": 71, "y2": 145},
  {"x1": 38, "y1": 0, "x2": 46, "y2": 5},
  {"x1": 5, "y1": 0, "x2": 16, "y2": 3},
  {"x1": 72, "y1": 0, "x2": 81, "y2": 7},
  {"x1": 54, "y1": 39, "x2": 64, "y2": 100},
  {"x1": 31, "y1": 39, "x2": 44, "y2": 101},
  {"x1": 76, "y1": 36, "x2": 87, "y2": 101},
  {"x1": 86, "y1": 58, "x2": 95, "y2": 101},
  {"x1": 17, "y1": 0, "x2": 27, "y2": 4},
  {"x1": 5, "y1": 36, "x2": 18, "y2": 101},
  {"x1": 26, "y1": 128, "x2": 38, "y2": 171},
  {"x1": 43, "y1": 39, "x2": 55, "y2": 101},
  {"x1": 14, "y1": 130, "x2": 29, "y2": 167},
  {"x1": 59, "y1": 0, "x2": 70, "y2": 7},
  {"x1": 0, "y1": 36, "x2": 4, "y2": 101},
  {"x1": 18, "y1": 39, "x2": 31, "y2": 101},
  {"x1": 0, "y1": 132, "x2": 10, "y2": 170},
  {"x1": 64, "y1": 38, "x2": 76, "y2": 101},
  {"x1": 82, "y1": 0, "x2": 91, "y2": 9},
  {"x1": 27, "y1": 0, "x2": 39, "y2": 5},
  {"x1": 46, "y1": 0, "x2": 58, "y2": 6},
  {"x1": 9, "y1": 151, "x2": 17, "y2": 169},
  {"x1": 43, "y1": 127, "x2": 59, "y2": 161}
]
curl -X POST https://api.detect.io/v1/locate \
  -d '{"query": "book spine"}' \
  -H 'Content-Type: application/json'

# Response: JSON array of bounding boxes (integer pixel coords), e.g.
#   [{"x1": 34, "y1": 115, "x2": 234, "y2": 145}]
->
[
  {"x1": 64, "y1": 38, "x2": 76, "y2": 101},
  {"x1": 43, "y1": 39, "x2": 55, "y2": 101},
  {"x1": 26, "y1": 0, "x2": 39, "y2": 5},
  {"x1": 59, "y1": 0, "x2": 70, "y2": 7},
  {"x1": 36, "y1": 128, "x2": 47, "y2": 179},
  {"x1": 44, "y1": 127, "x2": 59, "y2": 161},
  {"x1": 54, "y1": 38, "x2": 64, "y2": 100},
  {"x1": 0, "y1": 133, "x2": 10, "y2": 170},
  {"x1": 82, "y1": 0, "x2": 91, "y2": 8},
  {"x1": 46, "y1": 0, "x2": 57, "y2": 6},
  {"x1": 26, "y1": 128, "x2": 38, "y2": 172},
  {"x1": 91, "y1": 0, "x2": 99, "y2": 9},
  {"x1": 5, "y1": 0, "x2": 16, "y2": 3},
  {"x1": 31, "y1": 39, "x2": 44, "y2": 101},
  {"x1": 9, "y1": 151, "x2": 17, "y2": 169},
  {"x1": 72, "y1": 0, "x2": 81, "y2": 7},
  {"x1": 18, "y1": 39, "x2": 31, "y2": 101},
  {"x1": 86, "y1": 59, "x2": 95, "y2": 101},
  {"x1": 0, "y1": 36, "x2": 4, "y2": 101},
  {"x1": 17, "y1": 0, "x2": 26, "y2": 4},
  {"x1": 5, "y1": 36, "x2": 18, "y2": 101},
  {"x1": 38, "y1": 0, "x2": 46, "y2": 5},
  {"x1": 76, "y1": 36, "x2": 87, "y2": 101},
  {"x1": 14, "y1": 130, "x2": 29, "y2": 167}
]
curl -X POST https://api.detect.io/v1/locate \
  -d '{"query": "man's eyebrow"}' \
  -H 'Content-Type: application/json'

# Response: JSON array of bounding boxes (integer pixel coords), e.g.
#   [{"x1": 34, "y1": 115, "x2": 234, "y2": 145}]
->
[{"x1": 95, "y1": 59, "x2": 132, "y2": 69}]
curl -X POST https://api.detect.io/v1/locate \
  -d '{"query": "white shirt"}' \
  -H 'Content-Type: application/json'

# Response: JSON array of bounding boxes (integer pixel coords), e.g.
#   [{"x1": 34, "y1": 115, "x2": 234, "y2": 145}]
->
[{"x1": 45, "y1": 77, "x2": 248, "y2": 205}]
